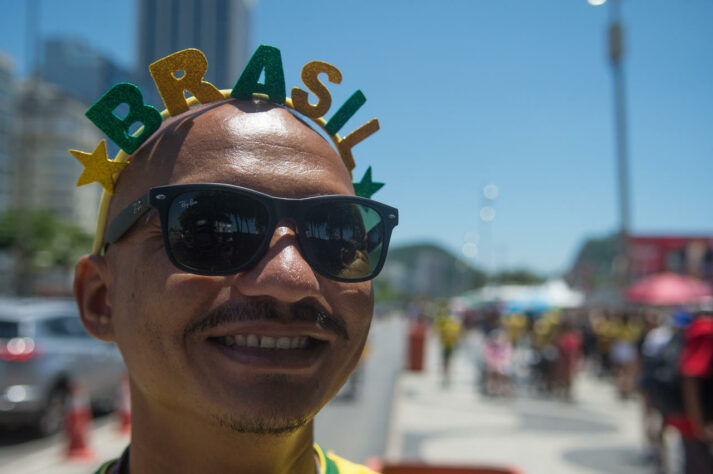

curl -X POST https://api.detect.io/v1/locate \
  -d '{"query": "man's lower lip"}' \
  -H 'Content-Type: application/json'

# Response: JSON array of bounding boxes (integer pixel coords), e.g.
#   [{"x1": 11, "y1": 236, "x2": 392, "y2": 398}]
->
[{"x1": 206, "y1": 339, "x2": 327, "y2": 371}]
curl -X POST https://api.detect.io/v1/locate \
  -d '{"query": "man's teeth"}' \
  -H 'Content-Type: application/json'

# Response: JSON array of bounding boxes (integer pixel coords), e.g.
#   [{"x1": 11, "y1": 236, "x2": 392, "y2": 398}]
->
[{"x1": 217, "y1": 335, "x2": 309, "y2": 349}]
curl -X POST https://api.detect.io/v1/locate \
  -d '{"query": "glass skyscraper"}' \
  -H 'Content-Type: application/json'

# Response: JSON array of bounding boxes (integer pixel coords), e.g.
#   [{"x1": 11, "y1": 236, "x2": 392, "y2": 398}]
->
[{"x1": 136, "y1": 0, "x2": 252, "y2": 107}]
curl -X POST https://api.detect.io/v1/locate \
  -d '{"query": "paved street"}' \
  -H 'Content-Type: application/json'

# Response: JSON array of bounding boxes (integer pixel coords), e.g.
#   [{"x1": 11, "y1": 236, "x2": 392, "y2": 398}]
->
[
  {"x1": 0, "y1": 417, "x2": 127, "y2": 474},
  {"x1": 315, "y1": 314, "x2": 407, "y2": 463},
  {"x1": 385, "y1": 330, "x2": 653, "y2": 474}
]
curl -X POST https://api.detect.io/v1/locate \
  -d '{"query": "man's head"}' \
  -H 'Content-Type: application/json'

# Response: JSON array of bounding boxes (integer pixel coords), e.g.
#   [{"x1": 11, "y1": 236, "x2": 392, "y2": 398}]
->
[{"x1": 74, "y1": 98, "x2": 392, "y2": 435}]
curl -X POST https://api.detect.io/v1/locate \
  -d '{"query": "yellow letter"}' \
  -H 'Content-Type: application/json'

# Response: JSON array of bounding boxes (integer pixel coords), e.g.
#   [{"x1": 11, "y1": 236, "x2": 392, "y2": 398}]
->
[
  {"x1": 336, "y1": 118, "x2": 380, "y2": 172},
  {"x1": 291, "y1": 61, "x2": 342, "y2": 118},
  {"x1": 149, "y1": 49, "x2": 223, "y2": 116}
]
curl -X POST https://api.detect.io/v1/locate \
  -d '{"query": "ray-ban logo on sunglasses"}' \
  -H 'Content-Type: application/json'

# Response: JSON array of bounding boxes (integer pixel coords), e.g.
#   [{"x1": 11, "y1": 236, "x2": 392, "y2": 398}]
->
[{"x1": 178, "y1": 198, "x2": 198, "y2": 209}]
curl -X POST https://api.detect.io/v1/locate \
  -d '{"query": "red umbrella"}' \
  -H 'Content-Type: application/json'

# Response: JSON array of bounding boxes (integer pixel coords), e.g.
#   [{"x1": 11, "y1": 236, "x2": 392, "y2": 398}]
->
[{"x1": 625, "y1": 272, "x2": 713, "y2": 306}]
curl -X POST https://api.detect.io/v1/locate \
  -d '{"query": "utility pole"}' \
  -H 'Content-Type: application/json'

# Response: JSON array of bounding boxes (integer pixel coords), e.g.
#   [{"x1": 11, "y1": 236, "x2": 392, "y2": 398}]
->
[
  {"x1": 608, "y1": 0, "x2": 631, "y2": 240},
  {"x1": 603, "y1": 0, "x2": 631, "y2": 288}
]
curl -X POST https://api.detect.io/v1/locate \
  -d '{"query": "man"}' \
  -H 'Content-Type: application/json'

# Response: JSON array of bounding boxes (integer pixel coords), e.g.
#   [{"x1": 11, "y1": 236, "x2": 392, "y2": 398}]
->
[
  {"x1": 435, "y1": 310, "x2": 462, "y2": 387},
  {"x1": 638, "y1": 311, "x2": 689, "y2": 470},
  {"x1": 73, "y1": 47, "x2": 397, "y2": 473},
  {"x1": 679, "y1": 310, "x2": 713, "y2": 473}
]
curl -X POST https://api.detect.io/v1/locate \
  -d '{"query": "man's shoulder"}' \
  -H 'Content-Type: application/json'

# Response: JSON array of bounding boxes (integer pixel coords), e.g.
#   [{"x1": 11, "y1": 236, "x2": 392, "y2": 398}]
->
[
  {"x1": 93, "y1": 446, "x2": 128, "y2": 474},
  {"x1": 327, "y1": 451, "x2": 380, "y2": 474},
  {"x1": 315, "y1": 443, "x2": 379, "y2": 474},
  {"x1": 93, "y1": 459, "x2": 117, "y2": 474},
  {"x1": 96, "y1": 444, "x2": 379, "y2": 473}
]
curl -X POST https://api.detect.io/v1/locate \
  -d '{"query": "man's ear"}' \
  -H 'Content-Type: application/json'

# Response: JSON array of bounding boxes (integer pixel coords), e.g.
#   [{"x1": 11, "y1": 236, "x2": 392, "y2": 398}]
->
[{"x1": 74, "y1": 254, "x2": 115, "y2": 342}]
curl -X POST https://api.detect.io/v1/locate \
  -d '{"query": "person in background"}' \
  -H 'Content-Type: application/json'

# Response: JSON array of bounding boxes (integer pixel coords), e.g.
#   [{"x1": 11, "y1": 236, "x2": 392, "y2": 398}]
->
[
  {"x1": 483, "y1": 328, "x2": 514, "y2": 397},
  {"x1": 639, "y1": 311, "x2": 689, "y2": 472},
  {"x1": 554, "y1": 318, "x2": 582, "y2": 400},
  {"x1": 591, "y1": 309, "x2": 615, "y2": 377},
  {"x1": 531, "y1": 313, "x2": 559, "y2": 395},
  {"x1": 504, "y1": 312, "x2": 528, "y2": 347},
  {"x1": 435, "y1": 310, "x2": 463, "y2": 387},
  {"x1": 610, "y1": 312, "x2": 644, "y2": 399},
  {"x1": 679, "y1": 309, "x2": 713, "y2": 473}
]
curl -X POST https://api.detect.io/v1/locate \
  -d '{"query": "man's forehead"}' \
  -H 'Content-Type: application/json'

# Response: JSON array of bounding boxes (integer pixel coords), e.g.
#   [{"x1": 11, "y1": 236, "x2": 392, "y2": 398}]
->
[{"x1": 109, "y1": 99, "x2": 350, "y2": 216}]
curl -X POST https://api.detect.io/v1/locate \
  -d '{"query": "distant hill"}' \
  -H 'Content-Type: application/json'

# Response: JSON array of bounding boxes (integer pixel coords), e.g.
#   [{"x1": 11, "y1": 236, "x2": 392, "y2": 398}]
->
[
  {"x1": 375, "y1": 243, "x2": 487, "y2": 300},
  {"x1": 566, "y1": 232, "x2": 623, "y2": 291}
]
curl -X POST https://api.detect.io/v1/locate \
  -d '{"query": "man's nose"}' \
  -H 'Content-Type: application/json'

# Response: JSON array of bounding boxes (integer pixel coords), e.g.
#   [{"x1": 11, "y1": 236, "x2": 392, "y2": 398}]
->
[{"x1": 229, "y1": 221, "x2": 322, "y2": 302}]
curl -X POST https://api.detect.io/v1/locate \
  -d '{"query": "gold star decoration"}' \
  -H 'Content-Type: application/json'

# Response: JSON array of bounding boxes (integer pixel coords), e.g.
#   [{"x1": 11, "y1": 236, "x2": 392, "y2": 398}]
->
[{"x1": 69, "y1": 140, "x2": 128, "y2": 193}]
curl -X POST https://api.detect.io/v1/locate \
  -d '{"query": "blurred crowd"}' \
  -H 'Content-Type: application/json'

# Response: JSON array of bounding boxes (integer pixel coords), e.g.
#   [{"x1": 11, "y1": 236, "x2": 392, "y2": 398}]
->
[{"x1": 417, "y1": 301, "x2": 713, "y2": 474}]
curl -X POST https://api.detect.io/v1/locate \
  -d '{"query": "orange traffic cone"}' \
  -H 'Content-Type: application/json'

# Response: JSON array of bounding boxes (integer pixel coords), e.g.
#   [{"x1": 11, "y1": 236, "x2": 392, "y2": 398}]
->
[
  {"x1": 116, "y1": 374, "x2": 131, "y2": 434},
  {"x1": 64, "y1": 384, "x2": 94, "y2": 461}
]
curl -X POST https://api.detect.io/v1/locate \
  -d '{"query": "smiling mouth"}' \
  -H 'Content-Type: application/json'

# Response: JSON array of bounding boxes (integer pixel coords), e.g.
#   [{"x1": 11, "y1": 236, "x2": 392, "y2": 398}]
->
[
  {"x1": 213, "y1": 334, "x2": 316, "y2": 350},
  {"x1": 206, "y1": 333, "x2": 328, "y2": 371}
]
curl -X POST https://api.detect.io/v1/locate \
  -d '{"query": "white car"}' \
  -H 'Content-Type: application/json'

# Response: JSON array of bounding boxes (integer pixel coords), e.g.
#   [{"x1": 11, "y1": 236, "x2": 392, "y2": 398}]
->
[{"x1": 0, "y1": 298, "x2": 126, "y2": 436}]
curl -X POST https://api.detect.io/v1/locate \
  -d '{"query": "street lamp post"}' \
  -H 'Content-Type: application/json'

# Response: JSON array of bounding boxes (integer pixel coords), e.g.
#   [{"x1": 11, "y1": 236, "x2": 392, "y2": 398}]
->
[
  {"x1": 480, "y1": 184, "x2": 498, "y2": 272},
  {"x1": 608, "y1": 0, "x2": 631, "y2": 241},
  {"x1": 590, "y1": 0, "x2": 631, "y2": 285}
]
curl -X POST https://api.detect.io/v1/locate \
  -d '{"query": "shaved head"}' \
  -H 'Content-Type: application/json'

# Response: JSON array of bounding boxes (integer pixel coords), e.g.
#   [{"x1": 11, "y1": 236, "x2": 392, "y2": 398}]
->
[{"x1": 108, "y1": 98, "x2": 352, "y2": 224}]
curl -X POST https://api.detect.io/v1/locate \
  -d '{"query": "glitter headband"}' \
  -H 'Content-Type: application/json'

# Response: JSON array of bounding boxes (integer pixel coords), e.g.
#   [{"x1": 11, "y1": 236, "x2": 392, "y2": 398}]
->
[{"x1": 68, "y1": 45, "x2": 384, "y2": 255}]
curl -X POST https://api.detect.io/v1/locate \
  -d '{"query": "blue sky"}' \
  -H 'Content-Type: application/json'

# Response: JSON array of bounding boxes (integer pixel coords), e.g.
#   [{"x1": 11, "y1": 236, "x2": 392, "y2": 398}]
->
[{"x1": 1, "y1": 0, "x2": 711, "y2": 275}]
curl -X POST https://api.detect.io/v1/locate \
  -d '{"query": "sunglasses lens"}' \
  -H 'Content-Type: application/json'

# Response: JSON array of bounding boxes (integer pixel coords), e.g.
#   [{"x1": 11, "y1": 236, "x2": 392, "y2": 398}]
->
[
  {"x1": 302, "y1": 201, "x2": 385, "y2": 280},
  {"x1": 167, "y1": 190, "x2": 269, "y2": 273}
]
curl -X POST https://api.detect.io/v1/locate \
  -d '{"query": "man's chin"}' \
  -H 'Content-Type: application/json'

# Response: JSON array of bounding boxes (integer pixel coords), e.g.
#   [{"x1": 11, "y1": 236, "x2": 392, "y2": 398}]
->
[
  {"x1": 197, "y1": 373, "x2": 335, "y2": 436},
  {"x1": 213, "y1": 411, "x2": 311, "y2": 437}
]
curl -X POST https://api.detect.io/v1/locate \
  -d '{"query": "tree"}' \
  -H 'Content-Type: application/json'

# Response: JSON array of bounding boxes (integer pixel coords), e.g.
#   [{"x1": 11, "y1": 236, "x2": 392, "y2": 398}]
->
[
  {"x1": 491, "y1": 268, "x2": 546, "y2": 285},
  {"x1": 0, "y1": 209, "x2": 93, "y2": 294}
]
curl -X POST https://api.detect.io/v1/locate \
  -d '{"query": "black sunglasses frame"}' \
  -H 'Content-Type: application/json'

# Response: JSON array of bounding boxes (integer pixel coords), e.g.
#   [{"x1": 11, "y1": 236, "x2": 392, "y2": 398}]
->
[{"x1": 104, "y1": 183, "x2": 399, "y2": 282}]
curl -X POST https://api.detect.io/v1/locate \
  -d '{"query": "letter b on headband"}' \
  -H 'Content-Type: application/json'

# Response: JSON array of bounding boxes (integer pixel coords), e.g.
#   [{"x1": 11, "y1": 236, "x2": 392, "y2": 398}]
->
[{"x1": 85, "y1": 83, "x2": 162, "y2": 155}]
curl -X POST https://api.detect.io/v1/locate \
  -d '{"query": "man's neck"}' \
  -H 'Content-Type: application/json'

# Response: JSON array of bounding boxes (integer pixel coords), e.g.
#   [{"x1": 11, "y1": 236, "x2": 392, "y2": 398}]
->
[{"x1": 127, "y1": 391, "x2": 317, "y2": 474}]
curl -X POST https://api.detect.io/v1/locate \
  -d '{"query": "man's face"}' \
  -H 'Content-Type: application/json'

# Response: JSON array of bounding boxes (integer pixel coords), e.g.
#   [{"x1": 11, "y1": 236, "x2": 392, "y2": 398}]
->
[{"x1": 102, "y1": 100, "x2": 373, "y2": 434}]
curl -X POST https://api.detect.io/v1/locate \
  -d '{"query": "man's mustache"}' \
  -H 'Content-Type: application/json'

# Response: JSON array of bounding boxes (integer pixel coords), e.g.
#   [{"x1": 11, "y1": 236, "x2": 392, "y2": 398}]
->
[{"x1": 185, "y1": 299, "x2": 349, "y2": 341}]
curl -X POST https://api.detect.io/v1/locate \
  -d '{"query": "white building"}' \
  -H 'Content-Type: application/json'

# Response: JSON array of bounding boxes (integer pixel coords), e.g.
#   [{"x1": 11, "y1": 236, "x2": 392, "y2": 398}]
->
[
  {"x1": 41, "y1": 37, "x2": 132, "y2": 107},
  {"x1": 14, "y1": 79, "x2": 103, "y2": 233},
  {"x1": 0, "y1": 53, "x2": 14, "y2": 212}
]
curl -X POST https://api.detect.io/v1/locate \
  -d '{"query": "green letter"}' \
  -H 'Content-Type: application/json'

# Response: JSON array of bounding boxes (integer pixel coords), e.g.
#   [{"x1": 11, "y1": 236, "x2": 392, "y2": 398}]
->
[
  {"x1": 85, "y1": 83, "x2": 162, "y2": 154},
  {"x1": 231, "y1": 45, "x2": 286, "y2": 104},
  {"x1": 325, "y1": 90, "x2": 366, "y2": 136}
]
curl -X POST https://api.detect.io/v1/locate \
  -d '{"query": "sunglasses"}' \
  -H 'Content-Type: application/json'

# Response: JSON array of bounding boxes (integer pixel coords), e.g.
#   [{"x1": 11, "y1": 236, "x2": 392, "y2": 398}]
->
[{"x1": 103, "y1": 183, "x2": 399, "y2": 282}]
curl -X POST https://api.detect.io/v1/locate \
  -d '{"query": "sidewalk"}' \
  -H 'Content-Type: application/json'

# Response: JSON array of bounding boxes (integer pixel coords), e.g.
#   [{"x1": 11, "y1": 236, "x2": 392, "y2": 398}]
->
[
  {"x1": 1, "y1": 419, "x2": 127, "y2": 474},
  {"x1": 384, "y1": 331, "x2": 652, "y2": 474}
]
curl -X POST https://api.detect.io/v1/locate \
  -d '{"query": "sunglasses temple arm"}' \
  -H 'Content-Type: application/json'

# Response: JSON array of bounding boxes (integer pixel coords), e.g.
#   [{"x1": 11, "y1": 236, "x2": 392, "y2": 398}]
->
[{"x1": 102, "y1": 193, "x2": 153, "y2": 251}]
